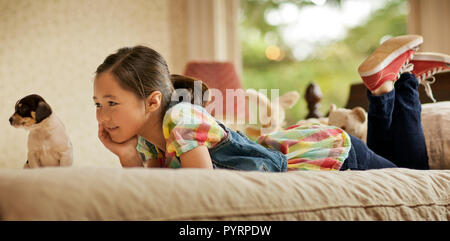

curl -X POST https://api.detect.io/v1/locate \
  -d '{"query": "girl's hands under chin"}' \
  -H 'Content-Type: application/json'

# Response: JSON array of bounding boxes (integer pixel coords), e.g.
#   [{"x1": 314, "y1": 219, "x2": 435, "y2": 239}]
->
[{"x1": 98, "y1": 123, "x2": 138, "y2": 159}]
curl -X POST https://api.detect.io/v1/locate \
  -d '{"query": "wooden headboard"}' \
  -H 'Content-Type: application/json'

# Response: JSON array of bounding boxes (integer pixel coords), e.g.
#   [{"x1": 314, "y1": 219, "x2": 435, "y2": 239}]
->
[{"x1": 345, "y1": 71, "x2": 450, "y2": 111}]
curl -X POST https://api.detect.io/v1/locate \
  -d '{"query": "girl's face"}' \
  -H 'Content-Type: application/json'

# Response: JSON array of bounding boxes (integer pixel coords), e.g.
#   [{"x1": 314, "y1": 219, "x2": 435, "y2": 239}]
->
[{"x1": 93, "y1": 72, "x2": 146, "y2": 143}]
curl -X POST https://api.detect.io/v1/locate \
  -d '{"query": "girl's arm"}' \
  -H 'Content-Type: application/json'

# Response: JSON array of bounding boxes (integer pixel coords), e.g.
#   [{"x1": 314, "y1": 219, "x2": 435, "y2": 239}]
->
[{"x1": 180, "y1": 145, "x2": 213, "y2": 169}]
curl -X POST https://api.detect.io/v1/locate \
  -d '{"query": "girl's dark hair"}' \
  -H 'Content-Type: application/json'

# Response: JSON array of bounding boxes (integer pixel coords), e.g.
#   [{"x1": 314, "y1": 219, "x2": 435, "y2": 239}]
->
[
  {"x1": 96, "y1": 45, "x2": 174, "y2": 112},
  {"x1": 170, "y1": 74, "x2": 210, "y2": 107},
  {"x1": 96, "y1": 46, "x2": 209, "y2": 114}
]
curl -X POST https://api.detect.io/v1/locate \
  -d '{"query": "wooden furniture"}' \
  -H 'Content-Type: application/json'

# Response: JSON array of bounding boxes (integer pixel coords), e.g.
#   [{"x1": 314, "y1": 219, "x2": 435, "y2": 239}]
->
[{"x1": 304, "y1": 82, "x2": 323, "y2": 119}]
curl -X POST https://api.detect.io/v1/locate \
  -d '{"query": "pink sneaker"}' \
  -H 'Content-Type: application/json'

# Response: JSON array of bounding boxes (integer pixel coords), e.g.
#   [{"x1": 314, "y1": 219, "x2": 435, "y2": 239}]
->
[
  {"x1": 358, "y1": 35, "x2": 423, "y2": 91},
  {"x1": 411, "y1": 52, "x2": 450, "y2": 102}
]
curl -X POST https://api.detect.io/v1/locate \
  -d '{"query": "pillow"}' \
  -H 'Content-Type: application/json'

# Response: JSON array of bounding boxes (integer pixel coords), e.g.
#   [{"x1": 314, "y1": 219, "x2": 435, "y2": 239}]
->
[{"x1": 421, "y1": 101, "x2": 450, "y2": 169}]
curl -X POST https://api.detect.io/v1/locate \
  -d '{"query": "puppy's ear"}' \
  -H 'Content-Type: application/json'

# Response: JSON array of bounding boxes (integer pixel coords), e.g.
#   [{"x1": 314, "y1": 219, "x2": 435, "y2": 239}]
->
[{"x1": 35, "y1": 101, "x2": 52, "y2": 123}]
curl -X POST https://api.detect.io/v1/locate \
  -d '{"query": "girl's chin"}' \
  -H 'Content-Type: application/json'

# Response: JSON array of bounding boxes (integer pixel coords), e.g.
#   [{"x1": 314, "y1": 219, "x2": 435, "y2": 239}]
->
[
  {"x1": 112, "y1": 138, "x2": 126, "y2": 144},
  {"x1": 110, "y1": 134, "x2": 127, "y2": 144},
  {"x1": 111, "y1": 133, "x2": 134, "y2": 144}
]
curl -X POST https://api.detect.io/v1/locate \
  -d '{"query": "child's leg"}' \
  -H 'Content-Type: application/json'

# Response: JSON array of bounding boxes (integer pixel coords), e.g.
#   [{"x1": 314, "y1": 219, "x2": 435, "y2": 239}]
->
[
  {"x1": 340, "y1": 135, "x2": 397, "y2": 170},
  {"x1": 359, "y1": 35, "x2": 422, "y2": 161},
  {"x1": 355, "y1": 35, "x2": 427, "y2": 170},
  {"x1": 391, "y1": 73, "x2": 429, "y2": 169},
  {"x1": 365, "y1": 73, "x2": 429, "y2": 169},
  {"x1": 366, "y1": 87, "x2": 396, "y2": 162}
]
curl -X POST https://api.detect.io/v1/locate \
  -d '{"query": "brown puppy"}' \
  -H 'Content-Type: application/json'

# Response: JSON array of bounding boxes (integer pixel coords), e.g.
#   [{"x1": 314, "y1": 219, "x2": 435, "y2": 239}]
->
[{"x1": 9, "y1": 94, "x2": 73, "y2": 168}]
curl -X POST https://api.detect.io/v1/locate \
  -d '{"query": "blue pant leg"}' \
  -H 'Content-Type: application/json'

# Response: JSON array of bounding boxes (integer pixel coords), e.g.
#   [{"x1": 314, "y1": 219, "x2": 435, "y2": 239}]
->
[
  {"x1": 341, "y1": 135, "x2": 397, "y2": 170},
  {"x1": 366, "y1": 87, "x2": 396, "y2": 163},
  {"x1": 391, "y1": 73, "x2": 429, "y2": 169},
  {"x1": 347, "y1": 73, "x2": 428, "y2": 170}
]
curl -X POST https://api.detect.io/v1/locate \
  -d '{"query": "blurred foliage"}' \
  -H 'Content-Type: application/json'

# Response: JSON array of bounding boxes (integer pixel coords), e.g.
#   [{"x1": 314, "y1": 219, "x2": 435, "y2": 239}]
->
[{"x1": 240, "y1": 0, "x2": 407, "y2": 125}]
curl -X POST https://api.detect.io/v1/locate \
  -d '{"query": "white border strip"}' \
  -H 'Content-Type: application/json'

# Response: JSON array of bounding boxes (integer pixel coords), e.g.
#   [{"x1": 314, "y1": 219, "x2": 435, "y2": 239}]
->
[{"x1": 413, "y1": 52, "x2": 450, "y2": 62}]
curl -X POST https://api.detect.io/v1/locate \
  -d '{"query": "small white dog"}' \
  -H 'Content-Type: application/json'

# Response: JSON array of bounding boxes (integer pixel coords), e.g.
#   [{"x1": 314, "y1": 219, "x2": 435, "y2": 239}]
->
[{"x1": 9, "y1": 94, "x2": 73, "y2": 168}]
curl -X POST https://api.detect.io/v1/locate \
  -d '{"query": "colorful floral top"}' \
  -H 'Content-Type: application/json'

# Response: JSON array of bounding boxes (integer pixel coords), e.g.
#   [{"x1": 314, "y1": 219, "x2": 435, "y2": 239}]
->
[
  {"x1": 136, "y1": 102, "x2": 227, "y2": 168},
  {"x1": 257, "y1": 123, "x2": 352, "y2": 171},
  {"x1": 136, "y1": 102, "x2": 352, "y2": 171}
]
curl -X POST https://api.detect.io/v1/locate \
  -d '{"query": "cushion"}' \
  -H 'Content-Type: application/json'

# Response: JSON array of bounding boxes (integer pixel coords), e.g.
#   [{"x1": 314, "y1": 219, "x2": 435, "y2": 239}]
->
[
  {"x1": 0, "y1": 167, "x2": 448, "y2": 220},
  {"x1": 422, "y1": 101, "x2": 450, "y2": 169}
]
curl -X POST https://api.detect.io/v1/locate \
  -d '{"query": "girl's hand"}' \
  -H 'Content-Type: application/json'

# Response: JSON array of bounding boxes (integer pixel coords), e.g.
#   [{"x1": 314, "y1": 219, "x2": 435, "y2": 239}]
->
[{"x1": 98, "y1": 123, "x2": 140, "y2": 165}]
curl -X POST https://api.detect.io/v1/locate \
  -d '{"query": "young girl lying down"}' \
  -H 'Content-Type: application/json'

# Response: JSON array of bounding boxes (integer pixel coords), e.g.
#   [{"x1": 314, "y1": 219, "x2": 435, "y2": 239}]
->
[{"x1": 93, "y1": 35, "x2": 450, "y2": 171}]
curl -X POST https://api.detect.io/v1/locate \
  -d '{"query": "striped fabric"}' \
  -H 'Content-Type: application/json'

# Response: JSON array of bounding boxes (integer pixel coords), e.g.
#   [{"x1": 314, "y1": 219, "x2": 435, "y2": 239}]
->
[
  {"x1": 136, "y1": 102, "x2": 352, "y2": 171},
  {"x1": 136, "y1": 102, "x2": 227, "y2": 168},
  {"x1": 258, "y1": 123, "x2": 352, "y2": 171},
  {"x1": 137, "y1": 136, "x2": 182, "y2": 168},
  {"x1": 163, "y1": 102, "x2": 226, "y2": 158}
]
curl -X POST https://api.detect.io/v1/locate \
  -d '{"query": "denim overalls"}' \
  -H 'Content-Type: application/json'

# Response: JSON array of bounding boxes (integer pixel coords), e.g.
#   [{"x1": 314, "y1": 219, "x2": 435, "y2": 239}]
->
[
  {"x1": 209, "y1": 121, "x2": 288, "y2": 172},
  {"x1": 165, "y1": 100, "x2": 286, "y2": 172}
]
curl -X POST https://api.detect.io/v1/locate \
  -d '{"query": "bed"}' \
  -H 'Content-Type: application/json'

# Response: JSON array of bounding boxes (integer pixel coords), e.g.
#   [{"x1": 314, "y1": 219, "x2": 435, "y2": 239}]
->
[{"x1": 0, "y1": 73, "x2": 449, "y2": 221}]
